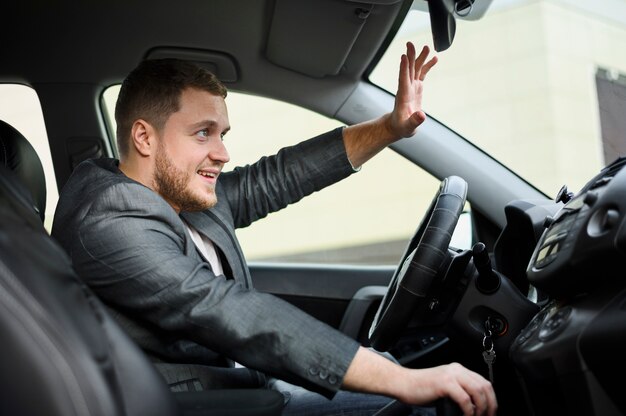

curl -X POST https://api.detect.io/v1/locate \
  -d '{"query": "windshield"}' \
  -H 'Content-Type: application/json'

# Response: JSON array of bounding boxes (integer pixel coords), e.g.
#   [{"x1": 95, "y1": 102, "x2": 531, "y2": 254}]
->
[{"x1": 370, "y1": 0, "x2": 626, "y2": 197}]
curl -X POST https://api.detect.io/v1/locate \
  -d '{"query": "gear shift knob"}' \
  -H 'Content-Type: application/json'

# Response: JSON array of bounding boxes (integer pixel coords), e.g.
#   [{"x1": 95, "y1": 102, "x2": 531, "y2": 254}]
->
[{"x1": 472, "y1": 242, "x2": 501, "y2": 294}]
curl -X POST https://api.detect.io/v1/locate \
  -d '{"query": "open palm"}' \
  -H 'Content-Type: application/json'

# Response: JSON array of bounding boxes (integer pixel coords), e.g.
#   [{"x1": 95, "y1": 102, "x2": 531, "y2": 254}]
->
[{"x1": 390, "y1": 42, "x2": 438, "y2": 138}]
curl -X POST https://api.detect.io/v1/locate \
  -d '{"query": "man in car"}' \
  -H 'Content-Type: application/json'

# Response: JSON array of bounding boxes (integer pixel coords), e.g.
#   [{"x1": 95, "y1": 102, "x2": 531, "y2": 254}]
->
[{"x1": 52, "y1": 42, "x2": 496, "y2": 416}]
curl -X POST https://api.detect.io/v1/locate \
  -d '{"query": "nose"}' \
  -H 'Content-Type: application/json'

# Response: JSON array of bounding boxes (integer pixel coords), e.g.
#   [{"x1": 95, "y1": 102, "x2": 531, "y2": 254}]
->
[{"x1": 209, "y1": 137, "x2": 230, "y2": 164}]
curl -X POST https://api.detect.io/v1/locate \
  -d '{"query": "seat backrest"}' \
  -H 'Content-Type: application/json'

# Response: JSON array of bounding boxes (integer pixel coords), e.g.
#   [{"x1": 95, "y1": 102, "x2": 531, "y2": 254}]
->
[
  {"x1": 0, "y1": 120, "x2": 183, "y2": 415},
  {"x1": 0, "y1": 163, "x2": 182, "y2": 416},
  {"x1": 0, "y1": 121, "x2": 285, "y2": 416},
  {"x1": 0, "y1": 120, "x2": 46, "y2": 221}
]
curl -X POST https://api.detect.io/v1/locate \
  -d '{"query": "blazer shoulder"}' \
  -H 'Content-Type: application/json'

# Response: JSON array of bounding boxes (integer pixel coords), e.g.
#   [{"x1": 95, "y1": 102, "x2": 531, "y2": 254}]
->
[
  {"x1": 90, "y1": 180, "x2": 179, "y2": 222},
  {"x1": 57, "y1": 159, "x2": 179, "y2": 231}
]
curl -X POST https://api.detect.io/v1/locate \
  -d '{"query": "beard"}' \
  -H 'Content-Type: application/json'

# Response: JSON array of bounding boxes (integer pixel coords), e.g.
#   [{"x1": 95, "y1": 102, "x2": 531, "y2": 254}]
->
[{"x1": 154, "y1": 146, "x2": 217, "y2": 212}]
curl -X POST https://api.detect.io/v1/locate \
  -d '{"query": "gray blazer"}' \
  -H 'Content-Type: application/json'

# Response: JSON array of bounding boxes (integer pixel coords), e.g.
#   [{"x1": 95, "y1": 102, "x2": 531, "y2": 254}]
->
[{"x1": 52, "y1": 128, "x2": 360, "y2": 397}]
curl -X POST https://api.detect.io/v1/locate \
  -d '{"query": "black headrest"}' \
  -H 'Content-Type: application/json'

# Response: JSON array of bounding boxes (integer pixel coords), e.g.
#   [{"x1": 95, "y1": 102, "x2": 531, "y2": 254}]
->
[{"x1": 0, "y1": 120, "x2": 46, "y2": 221}]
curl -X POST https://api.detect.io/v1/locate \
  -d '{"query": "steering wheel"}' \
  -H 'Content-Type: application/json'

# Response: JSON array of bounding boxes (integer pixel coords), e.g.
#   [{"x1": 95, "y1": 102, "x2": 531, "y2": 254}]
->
[{"x1": 368, "y1": 176, "x2": 468, "y2": 352}]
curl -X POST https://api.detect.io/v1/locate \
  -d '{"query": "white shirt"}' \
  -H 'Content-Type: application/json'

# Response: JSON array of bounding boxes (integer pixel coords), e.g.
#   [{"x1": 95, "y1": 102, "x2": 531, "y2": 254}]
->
[{"x1": 182, "y1": 220, "x2": 224, "y2": 276}]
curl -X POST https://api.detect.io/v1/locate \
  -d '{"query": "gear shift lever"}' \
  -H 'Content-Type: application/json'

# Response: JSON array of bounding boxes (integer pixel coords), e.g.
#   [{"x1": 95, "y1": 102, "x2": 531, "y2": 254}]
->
[{"x1": 472, "y1": 242, "x2": 500, "y2": 294}]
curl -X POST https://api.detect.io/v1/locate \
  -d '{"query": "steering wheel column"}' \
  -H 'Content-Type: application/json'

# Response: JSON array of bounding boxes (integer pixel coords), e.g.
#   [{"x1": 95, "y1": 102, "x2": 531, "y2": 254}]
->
[{"x1": 368, "y1": 176, "x2": 468, "y2": 352}]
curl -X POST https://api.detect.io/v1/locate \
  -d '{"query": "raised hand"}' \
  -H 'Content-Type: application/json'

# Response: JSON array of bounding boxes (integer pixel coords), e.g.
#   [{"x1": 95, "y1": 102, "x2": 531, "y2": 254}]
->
[{"x1": 388, "y1": 42, "x2": 438, "y2": 138}]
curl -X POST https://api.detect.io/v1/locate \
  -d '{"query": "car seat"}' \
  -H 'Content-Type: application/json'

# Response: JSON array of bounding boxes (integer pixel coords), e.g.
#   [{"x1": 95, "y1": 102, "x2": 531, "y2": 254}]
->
[
  {"x1": 0, "y1": 120, "x2": 284, "y2": 416},
  {"x1": 0, "y1": 120, "x2": 47, "y2": 221}
]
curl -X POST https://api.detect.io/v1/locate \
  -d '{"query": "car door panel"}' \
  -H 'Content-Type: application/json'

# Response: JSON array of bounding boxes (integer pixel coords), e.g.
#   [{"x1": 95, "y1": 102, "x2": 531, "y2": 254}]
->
[{"x1": 249, "y1": 262, "x2": 394, "y2": 341}]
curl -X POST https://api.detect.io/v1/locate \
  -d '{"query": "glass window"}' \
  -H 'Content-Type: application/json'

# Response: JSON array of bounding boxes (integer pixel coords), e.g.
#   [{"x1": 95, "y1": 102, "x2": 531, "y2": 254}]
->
[
  {"x1": 0, "y1": 84, "x2": 59, "y2": 231},
  {"x1": 102, "y1": 84, "x2": 120, "y2": 157},
  {"x1": 369, "y1": 0, "x2": 626, "y2": 197},
  {"x1": 224, "y1": 93, "x2": 445, "y2": 265}
]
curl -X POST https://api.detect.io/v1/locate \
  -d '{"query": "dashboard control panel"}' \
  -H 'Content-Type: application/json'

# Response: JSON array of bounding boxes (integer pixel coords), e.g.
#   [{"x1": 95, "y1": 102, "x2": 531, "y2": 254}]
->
[{"x1": 527, "y1": 157, "x2": 626, "y2": 297}]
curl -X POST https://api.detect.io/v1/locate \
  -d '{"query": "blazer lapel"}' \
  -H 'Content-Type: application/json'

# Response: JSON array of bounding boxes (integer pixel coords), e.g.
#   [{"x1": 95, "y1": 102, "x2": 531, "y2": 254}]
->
[{"x1": 180, "y1": 211, "x2": 252, "y2": 289}]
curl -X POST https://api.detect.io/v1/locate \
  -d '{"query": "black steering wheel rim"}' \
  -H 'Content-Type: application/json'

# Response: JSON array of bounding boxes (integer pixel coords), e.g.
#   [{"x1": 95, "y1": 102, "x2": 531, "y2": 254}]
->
[{"x1": 368, "y1": 176, "x2": 468, "y2": 352}]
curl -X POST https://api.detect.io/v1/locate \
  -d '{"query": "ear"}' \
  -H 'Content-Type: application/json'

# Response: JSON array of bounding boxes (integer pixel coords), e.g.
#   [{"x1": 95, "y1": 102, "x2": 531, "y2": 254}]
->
[{"x1": 130, "y1": 119, "x2": 157, "y2": 157}]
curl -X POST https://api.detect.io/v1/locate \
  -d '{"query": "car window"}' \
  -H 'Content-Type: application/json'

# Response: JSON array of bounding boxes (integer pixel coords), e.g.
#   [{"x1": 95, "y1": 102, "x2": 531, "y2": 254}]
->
[
  {"x1": 223, "y1": 93, "x2": 459, "y2": 264},
  {"x1": 102, "y1": 87, "x2": 469, "y2": 265},
  {"x1": 370, "y1": 0, "x2": 626, "y2": 198},
  {"x1": 0, "y1": 84, "x2": 59, "y2": 231}
]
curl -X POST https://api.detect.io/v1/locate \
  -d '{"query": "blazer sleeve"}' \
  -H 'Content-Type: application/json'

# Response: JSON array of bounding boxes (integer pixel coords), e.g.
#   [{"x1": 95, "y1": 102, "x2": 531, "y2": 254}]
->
[
  {"x1": 73, "y1": 182, "x2": 359, "y2": 398},
  {"x1": 220, "y1": 127, "x2": 356, "y2": 228}
]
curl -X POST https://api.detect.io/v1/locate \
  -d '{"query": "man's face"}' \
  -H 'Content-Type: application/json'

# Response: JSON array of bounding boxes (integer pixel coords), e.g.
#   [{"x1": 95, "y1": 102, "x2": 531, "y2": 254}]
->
[{"x1": 153, "y1": 88, "x2": 230, "y2": 212}]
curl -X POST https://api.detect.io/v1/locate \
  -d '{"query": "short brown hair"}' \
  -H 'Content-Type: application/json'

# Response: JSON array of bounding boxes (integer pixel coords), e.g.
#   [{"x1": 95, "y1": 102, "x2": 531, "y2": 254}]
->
[{"x1": 115, "y1": 59, "x2": 227, "y2": 159}]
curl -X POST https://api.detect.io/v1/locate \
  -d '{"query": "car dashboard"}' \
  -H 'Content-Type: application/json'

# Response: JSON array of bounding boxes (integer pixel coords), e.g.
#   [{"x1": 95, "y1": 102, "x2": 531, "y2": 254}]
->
[
  {"x1": 507, "y1": 156, "x2": 626, "y2": 415},
  {"x1": 394, "y1": 158, "x2": 626, "y2": 416}
]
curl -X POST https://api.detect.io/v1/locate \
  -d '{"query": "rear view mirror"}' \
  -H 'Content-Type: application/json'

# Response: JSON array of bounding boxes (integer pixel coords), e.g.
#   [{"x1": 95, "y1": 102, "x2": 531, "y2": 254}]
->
[{"x1": 425, "y1": 0, "x2": 493, "y2": 52}]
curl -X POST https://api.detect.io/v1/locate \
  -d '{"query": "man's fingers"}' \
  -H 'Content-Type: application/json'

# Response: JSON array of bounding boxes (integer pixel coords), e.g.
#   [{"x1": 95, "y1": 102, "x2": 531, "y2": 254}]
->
[
  {"x1": 398, "y1": 54, "x2": 411, "y2": 93},
  {"x1": 445, "y1": 383, "x2": 477, "y2": 416},
  {"x1": 412, "y1": 45, "x2": 430, "y2": 79},
  {"x1": 484, "y1": 382, "x2": 498, "y2": 416},
  {"x1": 419, "y1": 56, "x2": 438, "y2": 81},
  {"x1": 462, "y1": 374, "x2": 497, "y2": 416},
  {"x1": 442, "y1": 364, "x2": 497, "y2": 416},
  {"x1": 410, "y1": 111, "x2": 426, "y2": 128},
  {"x1": 406, "y1": 42, "x2": 417, "y2": 80},
  {"x1": 401, "y1": 42, "x2": 438, "y2": 87}
]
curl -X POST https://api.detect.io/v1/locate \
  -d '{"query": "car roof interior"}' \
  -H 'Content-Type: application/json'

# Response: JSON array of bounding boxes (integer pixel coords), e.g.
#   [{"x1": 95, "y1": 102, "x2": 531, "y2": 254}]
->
[{"x1": 5, "y1": 0, "x2": 404, "y2": 111}]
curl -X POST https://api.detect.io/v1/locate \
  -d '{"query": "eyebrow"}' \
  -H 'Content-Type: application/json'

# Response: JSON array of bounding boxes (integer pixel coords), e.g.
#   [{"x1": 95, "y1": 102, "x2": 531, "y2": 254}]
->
[{"x1": 190, "y1": 120, "x2": 231, "y2": 134}]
